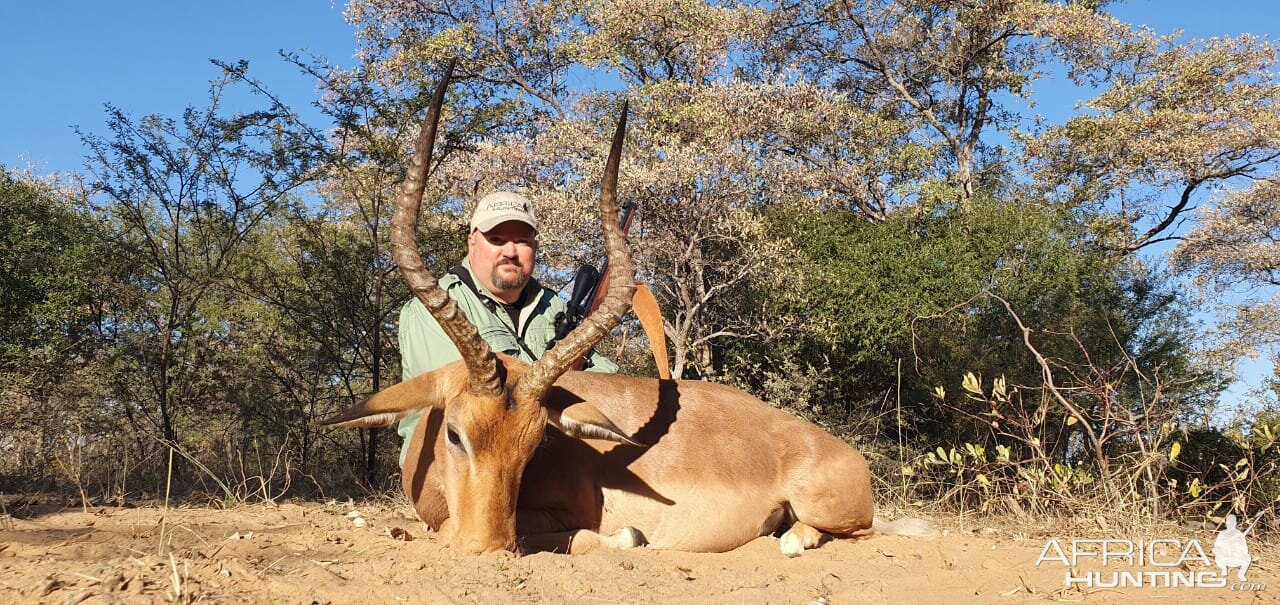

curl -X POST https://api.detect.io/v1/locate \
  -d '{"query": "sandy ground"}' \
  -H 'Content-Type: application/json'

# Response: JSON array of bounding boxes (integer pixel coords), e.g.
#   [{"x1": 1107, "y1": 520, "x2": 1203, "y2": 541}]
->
[{"x1": 1, "y1": 499, "x2": 1275, "y2": 604}]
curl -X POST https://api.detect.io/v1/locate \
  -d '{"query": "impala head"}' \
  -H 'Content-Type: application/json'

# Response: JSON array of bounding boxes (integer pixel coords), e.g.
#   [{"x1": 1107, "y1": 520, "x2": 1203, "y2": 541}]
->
[
  {"x1": 319, "y1": 59, "x2": 636, "y2": 554},
  {"x1": 438, "y1": 364, "x2": 548, "y2": 553}
]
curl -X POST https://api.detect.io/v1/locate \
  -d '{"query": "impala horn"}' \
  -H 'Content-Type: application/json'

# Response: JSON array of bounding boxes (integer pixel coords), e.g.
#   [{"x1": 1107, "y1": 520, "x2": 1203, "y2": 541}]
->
[
  {"x1": 516, "y1": 101, "x2": 634, "y2": 403},
  {"x1": 390, "y1": 58, "x2": 505, "y2": 397}
]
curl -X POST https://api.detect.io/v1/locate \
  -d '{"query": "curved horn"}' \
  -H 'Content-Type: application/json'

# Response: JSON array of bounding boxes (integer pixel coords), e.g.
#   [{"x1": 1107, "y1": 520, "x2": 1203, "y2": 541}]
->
[
  {"x1": 390, "y1": 58, "x2": 504, "y2": 397},
  {"x1": 516, "y1": 101, "x2": 635, "y2": 404}
]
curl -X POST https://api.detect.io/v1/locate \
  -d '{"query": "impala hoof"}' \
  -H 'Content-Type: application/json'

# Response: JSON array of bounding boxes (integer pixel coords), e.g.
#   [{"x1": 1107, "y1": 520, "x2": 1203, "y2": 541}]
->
[
  {"x1": 780, "y1": 532, "x2": 804, "y2": 558},
  {"x1": 609, "y1": 526, "x2": 646, "y2": 549},
  {"x1": 779, "y1": 522, "x2": 823, "y2": 557}
]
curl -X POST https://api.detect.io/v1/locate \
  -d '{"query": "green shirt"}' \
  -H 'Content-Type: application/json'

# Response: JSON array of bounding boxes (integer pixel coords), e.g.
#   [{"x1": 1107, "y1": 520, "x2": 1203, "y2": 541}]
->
[{"x1": 396, "y1": 259, "x2": 618, "y2": 466}]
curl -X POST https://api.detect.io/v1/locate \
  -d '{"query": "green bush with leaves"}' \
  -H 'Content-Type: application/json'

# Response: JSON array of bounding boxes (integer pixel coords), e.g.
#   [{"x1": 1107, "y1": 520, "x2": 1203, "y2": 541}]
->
[
  {"x1": 725, "y1": 196, "x2": 1216, "y2": 445},
  {"x1": 0, "y1": 169, "x2": 112, "y2": 491}
]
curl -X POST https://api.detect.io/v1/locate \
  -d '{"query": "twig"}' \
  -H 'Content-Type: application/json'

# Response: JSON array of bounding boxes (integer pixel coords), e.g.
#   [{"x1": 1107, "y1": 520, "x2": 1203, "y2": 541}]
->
[
  {"x1": 989, "y1": 293, "x2": 1112, "y2": 483},
  {"x1": 167, "y1": 553, "x2": 184, "y2": 603},
  {"x1": 0, "y1": 492, "x2": 12, "y2": 531},
  {"x1": 159, "y1": 446, "x2": 174, "y2": 557}
]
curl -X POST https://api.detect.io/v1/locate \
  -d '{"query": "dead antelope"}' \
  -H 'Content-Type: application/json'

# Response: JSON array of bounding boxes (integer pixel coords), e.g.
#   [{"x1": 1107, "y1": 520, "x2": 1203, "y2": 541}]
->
[{"x1": 319, "y1": 61, "x2": 888, "y2": 557}]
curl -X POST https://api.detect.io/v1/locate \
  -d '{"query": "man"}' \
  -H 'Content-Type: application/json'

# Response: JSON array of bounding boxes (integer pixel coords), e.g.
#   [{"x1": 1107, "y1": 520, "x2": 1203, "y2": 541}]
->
[{"x1": 396, "y1": 191, "x2": 618, "y2": 466}]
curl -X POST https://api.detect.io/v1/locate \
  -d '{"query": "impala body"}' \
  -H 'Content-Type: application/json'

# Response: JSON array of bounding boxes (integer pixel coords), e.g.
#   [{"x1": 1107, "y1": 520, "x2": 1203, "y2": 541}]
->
[
  {"x1": 319, "y1": 60, "x2": 877, "y2": 557},
  {"x1": 383, "y1": 360, "x2": 874, "y2": 554}
]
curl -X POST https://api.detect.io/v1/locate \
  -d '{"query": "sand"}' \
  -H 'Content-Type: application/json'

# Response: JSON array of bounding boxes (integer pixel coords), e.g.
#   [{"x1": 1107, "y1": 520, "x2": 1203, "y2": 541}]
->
[{"x1": 1, "y1": 499, "x2": 1273, "y2": 604}]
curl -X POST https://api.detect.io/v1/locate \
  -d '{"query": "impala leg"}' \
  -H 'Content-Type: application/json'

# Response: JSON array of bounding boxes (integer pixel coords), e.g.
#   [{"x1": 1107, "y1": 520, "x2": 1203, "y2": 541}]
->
[
  {"x1": 787, "y1": 450, "x2": 876, "y2": 547},
  {"x1": 436, "y1": 517, "x2": 458, "y2": 544},
  {"x1": 779, "y1": 522, "x2": 825, "y2": 558},
  {"x1": 519, "y1": 527, "x2": 645, "y2": 555}
]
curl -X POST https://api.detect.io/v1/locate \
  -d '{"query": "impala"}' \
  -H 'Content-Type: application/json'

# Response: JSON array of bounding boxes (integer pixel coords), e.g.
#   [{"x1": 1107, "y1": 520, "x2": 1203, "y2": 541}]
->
[{"x1": 320, "y1": 61, "x2": 890, "y2": 557}]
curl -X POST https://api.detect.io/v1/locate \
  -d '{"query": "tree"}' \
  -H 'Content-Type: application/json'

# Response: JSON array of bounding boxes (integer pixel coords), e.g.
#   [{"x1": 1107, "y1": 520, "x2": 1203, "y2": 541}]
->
[
  {"x1": 79, "y1": 72, "x2": 316, "y2": 447},
  {"x1": 773, "y1": 0, "x2": 1071, "y2": 207},
  {"x1": 347, "y1": 0, "x2": 590, "y2": 125},
  {"x1": 1025, "y1": 25, "x2": 1280, "y2": 253},
  {"x1": 1175, "y1": 178, "x2": 1280, "y2": 359},
  {"x1": 344, "y1": 0, "x2": 926, "y2": 378},
  {"x1": 0, "y1": 169, "x2": 101, "y2": 369},
  {"x1": 0, "y1": 168, "x2": 107, "y2": 487}
]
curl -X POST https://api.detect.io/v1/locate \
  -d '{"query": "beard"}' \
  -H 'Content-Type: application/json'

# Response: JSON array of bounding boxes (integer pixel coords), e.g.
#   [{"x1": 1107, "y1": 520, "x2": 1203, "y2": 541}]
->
[{"x1": 491, "y1": 259, "x2": 530, "y2": 291}]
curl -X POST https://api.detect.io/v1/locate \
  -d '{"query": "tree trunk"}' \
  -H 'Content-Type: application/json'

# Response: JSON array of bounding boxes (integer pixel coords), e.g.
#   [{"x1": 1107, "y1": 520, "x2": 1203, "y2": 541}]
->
[
  {"x1": 955, "y1": 146, "x2": 975, "y2": 207},
  {"x1": 159, "y1": 326, "x2": 177, "y2": 445},
  {"x1": 364, "y1": 269, "x2": 385, "y2": 486}
]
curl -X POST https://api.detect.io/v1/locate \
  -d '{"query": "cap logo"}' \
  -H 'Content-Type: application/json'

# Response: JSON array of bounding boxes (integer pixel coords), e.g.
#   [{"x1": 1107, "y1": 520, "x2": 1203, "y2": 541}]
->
[{"x1": 484, "y1": 199, "x2": 529, "y2": 213}]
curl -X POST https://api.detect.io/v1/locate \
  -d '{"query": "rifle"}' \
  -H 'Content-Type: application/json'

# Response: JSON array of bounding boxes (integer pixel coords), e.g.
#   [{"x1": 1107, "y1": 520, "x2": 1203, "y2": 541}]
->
[
  {"x1": 554, "y1": 264, "x2": 600, "y2": 342},
  {"x1": 553, "y1": 201, "x2": 637, "y2": 344},
  {"x1": 552, "y1": 202, "x2": 670, "y2": 377}
]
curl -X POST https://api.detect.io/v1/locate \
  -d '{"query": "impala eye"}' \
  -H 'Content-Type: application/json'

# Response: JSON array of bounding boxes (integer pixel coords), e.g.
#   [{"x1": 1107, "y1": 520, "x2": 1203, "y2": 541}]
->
[{"x1": 446, "y1": 426, "x2": 463, "y2": 448}]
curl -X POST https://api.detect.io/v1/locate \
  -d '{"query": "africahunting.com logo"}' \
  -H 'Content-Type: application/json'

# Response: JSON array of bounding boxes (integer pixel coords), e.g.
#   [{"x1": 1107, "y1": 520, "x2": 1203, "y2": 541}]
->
[{"x1": 1035, "y1": 514, "x2": 1265, "y2": 591}]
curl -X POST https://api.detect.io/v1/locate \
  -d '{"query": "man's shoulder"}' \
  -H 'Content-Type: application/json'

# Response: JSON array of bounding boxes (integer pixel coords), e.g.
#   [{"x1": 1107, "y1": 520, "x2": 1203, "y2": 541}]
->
[
  {"x1": 399, "y1": 270, "x2": 479, "y2": 317},
  {"x1": 442, "y1": 270, "x2": 477, "y2": 301}
]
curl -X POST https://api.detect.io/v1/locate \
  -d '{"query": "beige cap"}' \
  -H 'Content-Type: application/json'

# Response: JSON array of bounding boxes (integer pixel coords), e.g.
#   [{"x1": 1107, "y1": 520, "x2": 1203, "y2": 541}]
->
[{"x1": 470, "y1": 191, "x2": 538, "y2": 233}]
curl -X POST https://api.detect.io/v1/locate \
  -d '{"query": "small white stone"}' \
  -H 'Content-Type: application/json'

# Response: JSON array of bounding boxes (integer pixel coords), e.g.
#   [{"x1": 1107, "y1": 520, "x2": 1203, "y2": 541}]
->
[{"x1": 352, "y1": 517, "x2": 368, "y2": 528}]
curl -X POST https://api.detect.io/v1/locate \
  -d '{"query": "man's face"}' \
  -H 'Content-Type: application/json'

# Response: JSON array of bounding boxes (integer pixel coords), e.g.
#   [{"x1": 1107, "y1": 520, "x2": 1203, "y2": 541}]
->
[{"x1": 468, "y1": 220, "x2": 538, "y2": 301}]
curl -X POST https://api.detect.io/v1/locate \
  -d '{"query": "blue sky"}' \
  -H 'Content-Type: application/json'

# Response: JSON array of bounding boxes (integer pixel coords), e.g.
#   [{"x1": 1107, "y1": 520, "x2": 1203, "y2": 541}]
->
[
  {"x1": 0, "y1": 1, "x2": 355, "y2": 172},
  {"x1": 1, "y1": 1, "x2": 1276, "y2": 408},
  {"x1": 3, "y1": 1, "x2": 1275, "y2": 171}
]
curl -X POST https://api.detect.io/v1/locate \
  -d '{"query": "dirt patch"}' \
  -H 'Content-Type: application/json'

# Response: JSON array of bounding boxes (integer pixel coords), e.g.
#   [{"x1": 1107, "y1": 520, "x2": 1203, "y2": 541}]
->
[{"x1": 0, "y1": 501, "x2": 1273, "y2": 603}]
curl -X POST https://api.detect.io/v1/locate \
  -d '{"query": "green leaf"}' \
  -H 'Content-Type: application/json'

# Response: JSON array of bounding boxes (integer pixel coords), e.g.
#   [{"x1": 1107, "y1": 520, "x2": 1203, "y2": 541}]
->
[
  {"x1": 996, "y1": 444, "x2": 1011, "y2": 463},
  {"x1": 964, "y1": 442, "x2": 986, "y2": 461},
  {"x1": 992, "y1": 376, "x2": 1007, "y2": 401}
]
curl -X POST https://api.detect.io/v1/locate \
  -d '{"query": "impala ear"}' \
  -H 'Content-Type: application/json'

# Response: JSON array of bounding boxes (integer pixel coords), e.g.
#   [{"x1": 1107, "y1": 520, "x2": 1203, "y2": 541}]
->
[
  {"x1": 548, "y1": 402, "x2": 643, "y2": 447},
  {"x1": 315, "y1": 409, "x2": 406, "y2": 429},
  {"x1": 315, "y1": 363, "x2": 467, "y2": 429}
]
